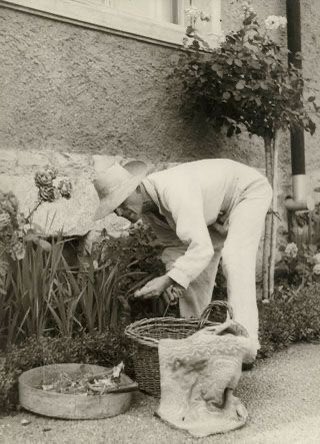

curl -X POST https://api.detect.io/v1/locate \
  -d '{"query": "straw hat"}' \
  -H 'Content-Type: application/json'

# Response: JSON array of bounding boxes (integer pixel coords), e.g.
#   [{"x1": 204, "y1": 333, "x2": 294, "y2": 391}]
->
[{"x1": 93, "y1": 159, "x2": 148, "y2": 220}]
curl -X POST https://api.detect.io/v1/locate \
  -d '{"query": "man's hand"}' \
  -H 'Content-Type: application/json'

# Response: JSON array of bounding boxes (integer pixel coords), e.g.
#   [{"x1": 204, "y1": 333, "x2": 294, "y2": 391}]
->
[
  {"x1": 134, "y1": 275, "x2": 173, "y2": 299},
  {"x1": 163, "y1": 284, "x2": 185, "y2": 305}
]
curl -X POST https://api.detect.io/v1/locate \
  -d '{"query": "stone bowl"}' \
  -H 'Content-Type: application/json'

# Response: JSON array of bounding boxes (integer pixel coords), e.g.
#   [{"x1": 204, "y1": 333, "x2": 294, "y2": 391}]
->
[{"x1": 19, "y1": 363, "x2": 137, "y2": 420}]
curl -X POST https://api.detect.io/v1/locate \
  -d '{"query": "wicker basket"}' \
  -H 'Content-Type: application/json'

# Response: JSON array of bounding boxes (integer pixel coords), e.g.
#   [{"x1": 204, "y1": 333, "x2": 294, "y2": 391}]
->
[{"x1": 125, "y1": 301, "x2": 233, "y2": 397}]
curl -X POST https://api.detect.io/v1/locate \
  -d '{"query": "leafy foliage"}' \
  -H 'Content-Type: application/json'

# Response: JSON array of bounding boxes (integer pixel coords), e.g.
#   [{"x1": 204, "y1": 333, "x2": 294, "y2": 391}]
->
[
  {"x1": 0, "y1": 224, "x2": 169, "y2": 348},
  {"x1": 92, "y1": 224, "x2": 170, "y2": 321},
  {"x1": 258, "y1": 282, "x2": 320, "y2": 357},
  {"x1": 170, "y1": 7, "x2": 318, "y2": 140}
]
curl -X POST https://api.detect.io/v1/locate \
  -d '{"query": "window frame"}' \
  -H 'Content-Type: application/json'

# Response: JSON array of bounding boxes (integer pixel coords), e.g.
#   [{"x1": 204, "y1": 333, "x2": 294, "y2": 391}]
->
[{"x1": 0, "y1": 0, "x2": 221, "y2": 48}]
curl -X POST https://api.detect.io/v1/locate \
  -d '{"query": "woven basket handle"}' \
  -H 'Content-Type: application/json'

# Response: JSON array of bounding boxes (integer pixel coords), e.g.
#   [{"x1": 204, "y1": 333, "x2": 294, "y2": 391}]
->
[{"x1": 197, "y1": 300, "x2": 233, "y2": 330}]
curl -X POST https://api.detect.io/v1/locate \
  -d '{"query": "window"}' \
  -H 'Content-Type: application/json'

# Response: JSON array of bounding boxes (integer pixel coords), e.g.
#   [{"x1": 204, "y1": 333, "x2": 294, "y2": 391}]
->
[
  {"x1": 107, "y1": 0, "x2": 178, "y2": 24},
  {"x1": 3, "y1": 0, "x2": 221, "y2": 47},
  {"x1": 71, "y1": 0, "x2": 181, "y2": 24}
]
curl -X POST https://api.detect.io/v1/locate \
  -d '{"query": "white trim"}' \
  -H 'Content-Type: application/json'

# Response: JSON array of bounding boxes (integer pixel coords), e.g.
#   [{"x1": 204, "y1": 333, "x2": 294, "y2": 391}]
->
[
  {"x1": 0, "y1": 0, "x2": 187, "y2": 47},
  {"x1": 1, "y1": 0, "x2": 221, "y2": 48}
]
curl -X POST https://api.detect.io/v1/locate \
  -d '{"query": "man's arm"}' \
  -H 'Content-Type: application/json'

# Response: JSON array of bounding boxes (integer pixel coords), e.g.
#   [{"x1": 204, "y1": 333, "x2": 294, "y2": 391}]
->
[
  {"x1": 162, "y1": 179, "x2": 214, "y2": 289},
  {"x1": 134, "y1": 175, "x2": 216, "y2": 299}
]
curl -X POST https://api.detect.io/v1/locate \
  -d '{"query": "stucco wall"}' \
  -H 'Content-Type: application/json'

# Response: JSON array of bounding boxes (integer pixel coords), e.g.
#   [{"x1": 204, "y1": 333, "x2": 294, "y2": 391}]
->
[
  {"x1": 299, "y1": 0, "x2": 320, "y2": 172},
  {"x1": 0, "y1": 3, "x2": 264, "y2": 166},
  {"x1": 0, "y1": 1, "x2": 319, "y2": 188}
]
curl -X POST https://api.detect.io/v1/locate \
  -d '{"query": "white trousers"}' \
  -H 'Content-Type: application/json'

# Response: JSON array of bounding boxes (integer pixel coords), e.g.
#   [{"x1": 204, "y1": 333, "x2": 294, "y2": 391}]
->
[{"x1": 161, "y1": 178, "x2": 272, "y2": 349}]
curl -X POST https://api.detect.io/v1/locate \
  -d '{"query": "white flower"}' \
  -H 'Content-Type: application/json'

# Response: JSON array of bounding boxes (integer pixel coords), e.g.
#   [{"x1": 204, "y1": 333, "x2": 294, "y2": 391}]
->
[
  {"x1": 284, "y1": 242, "x2": 298, "y2": 259},
  {"x1": 265, "y1": 15, "x2": 287, "y2": 30},
  {"x1": 132, "y1": 219, "x2": 145, "y2": 229},
  {"x1": 313, "y1": 253, "x2": 320, "y2": 264},
  {"x1": 313, "y1": 264, "x2": 320, "y2": 275},
  {"x1": 242, "y1": 2, "x2": 254, "y2": 14},
  {"x1": 10, "y1": 240, "x2": 25, "y2": 260},
  {"x1": 185, "y1": 6, "x2": 201, "y2": 21}
]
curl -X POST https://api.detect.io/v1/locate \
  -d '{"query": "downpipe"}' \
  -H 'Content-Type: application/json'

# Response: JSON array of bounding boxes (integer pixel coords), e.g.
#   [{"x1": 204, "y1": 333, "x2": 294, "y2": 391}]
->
[{"x1": 284, "y1": 0, "x2": 314, "y2": 212}]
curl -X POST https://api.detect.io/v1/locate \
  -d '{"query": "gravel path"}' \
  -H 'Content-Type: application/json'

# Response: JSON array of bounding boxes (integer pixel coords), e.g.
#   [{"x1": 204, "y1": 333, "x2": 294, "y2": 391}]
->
[{"x1": 1, "y1": 343, "x2": 320, "y2": 444}]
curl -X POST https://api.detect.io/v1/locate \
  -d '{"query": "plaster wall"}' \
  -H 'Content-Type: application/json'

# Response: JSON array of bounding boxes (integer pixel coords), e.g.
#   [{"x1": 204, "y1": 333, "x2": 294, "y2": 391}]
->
[{"x1": 0, "y1": 1, "x2": 319, "y2": 195}]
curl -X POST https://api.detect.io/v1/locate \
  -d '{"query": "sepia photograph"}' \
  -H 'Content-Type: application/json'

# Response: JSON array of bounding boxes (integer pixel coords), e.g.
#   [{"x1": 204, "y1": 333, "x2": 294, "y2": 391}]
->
[{"x1": 0, "y1": 0, "x2": 320, "y2": 442}]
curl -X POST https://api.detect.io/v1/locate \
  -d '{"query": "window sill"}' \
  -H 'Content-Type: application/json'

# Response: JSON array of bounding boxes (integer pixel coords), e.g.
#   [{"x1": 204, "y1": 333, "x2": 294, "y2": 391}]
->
[{"x1": 0, "y1": 0, "x2": 186, "y2": 48}]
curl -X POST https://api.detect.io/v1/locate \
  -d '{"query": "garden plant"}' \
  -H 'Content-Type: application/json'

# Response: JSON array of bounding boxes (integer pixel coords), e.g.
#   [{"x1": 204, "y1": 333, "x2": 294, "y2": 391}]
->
[{"x1": 169, "y1": 2, "x2": 320, "y2": 299}]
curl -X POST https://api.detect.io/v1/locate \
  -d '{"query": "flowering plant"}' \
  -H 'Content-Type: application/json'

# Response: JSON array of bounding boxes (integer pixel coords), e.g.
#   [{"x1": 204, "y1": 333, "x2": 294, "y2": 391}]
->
[
  {"x1": 0, "y1": 167, "x2": 72, "y2": 265},
  {"x1": 0, "y1": 192, "x2": 25, "y2": 261},
  {"x1": 32, "y1": 166, "x2": 72, "y2": 213},
  {"x1": 277, "y1": 242, "x2": 320, "y2": 286},
  {"x1": 0, "y1": 191, "x2": 25, "y2": 293},
  {"x1": 169, "y1": 1, "x2": 319, "y2": 299},
  {"x1": 170, "y1": 3, "x2": 317, "y2": 139}
]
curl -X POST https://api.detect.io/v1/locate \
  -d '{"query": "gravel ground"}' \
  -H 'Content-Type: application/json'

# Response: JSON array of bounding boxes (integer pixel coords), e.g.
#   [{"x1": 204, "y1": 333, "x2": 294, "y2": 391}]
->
[{"x1": 1, "y1": 343, "x2": 320, "y2": 444}]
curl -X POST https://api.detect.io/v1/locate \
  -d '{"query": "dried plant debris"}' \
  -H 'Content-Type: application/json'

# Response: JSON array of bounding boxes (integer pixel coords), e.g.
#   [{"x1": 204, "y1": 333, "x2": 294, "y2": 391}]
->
[{"x1": 39, "y1": 362, "x2": 126, "y2": 395}]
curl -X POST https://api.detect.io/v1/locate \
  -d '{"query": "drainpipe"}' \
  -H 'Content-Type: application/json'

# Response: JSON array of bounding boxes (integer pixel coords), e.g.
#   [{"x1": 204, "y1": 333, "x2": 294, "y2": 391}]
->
[{"x1": 284, "y1": 0, "x2": 313, "y2": 211}]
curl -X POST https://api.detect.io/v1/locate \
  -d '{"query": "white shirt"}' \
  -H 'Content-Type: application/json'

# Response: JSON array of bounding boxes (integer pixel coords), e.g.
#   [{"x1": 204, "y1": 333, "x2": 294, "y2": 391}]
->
[{"x1": 142, "y1": 159, "x2": 266, "y2": 289}]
